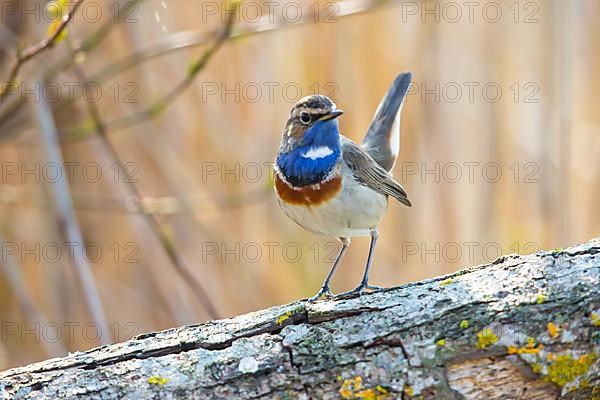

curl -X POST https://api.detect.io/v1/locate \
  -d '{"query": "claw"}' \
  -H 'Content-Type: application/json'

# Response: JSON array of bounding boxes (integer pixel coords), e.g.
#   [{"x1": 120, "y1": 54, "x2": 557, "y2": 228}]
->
[
  {"x1": 334, "y1": 287, "x2": 362, "y2": 300},
  {"x1": 334, "y1": 283, "x2": 384, "y2": 300},
  {"x1": 307, "y1": 286, "x2": 334, "y2": 302}
]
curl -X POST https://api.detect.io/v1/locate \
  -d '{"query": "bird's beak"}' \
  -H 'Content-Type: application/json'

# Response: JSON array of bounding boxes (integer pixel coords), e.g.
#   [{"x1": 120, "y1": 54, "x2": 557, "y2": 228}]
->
[{"x1": 319, "y1": 110, "x2": 344, "y2": 121}]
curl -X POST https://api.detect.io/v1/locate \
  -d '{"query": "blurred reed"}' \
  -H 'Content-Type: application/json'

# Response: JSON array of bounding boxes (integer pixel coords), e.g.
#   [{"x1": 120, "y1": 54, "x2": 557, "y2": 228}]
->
[{"x1": 0, "y1": 0, "x2": 598, "y2": 368}]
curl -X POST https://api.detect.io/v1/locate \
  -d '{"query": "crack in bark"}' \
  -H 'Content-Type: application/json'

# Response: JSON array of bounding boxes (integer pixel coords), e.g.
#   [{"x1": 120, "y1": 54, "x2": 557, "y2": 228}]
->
[{"x1": 280, "y1": 340, "x2": 312, "y2": 399}]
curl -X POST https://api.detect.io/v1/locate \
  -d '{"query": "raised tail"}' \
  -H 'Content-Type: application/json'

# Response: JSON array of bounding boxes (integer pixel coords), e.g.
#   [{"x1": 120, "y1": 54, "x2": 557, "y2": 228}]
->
[{"x1": 361, "y1": 72, "x2": 412, "y2": 172}]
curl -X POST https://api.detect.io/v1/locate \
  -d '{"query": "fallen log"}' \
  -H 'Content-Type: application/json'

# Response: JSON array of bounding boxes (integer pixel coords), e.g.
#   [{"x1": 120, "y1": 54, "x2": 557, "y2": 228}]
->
[{"x1": 1, "y1": 240, "x2": 599, "y2": 399}]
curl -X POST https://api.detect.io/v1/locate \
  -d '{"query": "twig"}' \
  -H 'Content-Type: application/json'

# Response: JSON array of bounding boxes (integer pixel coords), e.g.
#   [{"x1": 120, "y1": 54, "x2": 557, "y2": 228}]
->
[
  {"x1": 70, "y1": 0, "x2": 386, "y2": 137},
  {"x1": 67, "y1": 46, "x2": 221, "y2": 321},
  {"x1": 86, "y1": 7, "x2": 237, "y2": 134},
  {"x1": 0, "y1": 0, "x2": 391, "y2": 138},
  {"x1": 0, "y1": 183, "x2": 271, "y2": 215},
  {"x1": 43, "y1": 0, "x2": 147, "y2": 81},
  {"x1": 0, "y1": 0, "x2": 85, "y2": 100},
  {"x1": 32, "y1": 78, "x2": 110, "y2": 345},
  {"x1": 0, "y1": 0, "x2": 145, "y2": 129},
  {"x1": 86, "y1": 0, "x2": 388, "y2": 86},
  {"x1": 62, "y1": 9, "x2": 239, "y2": 318}
]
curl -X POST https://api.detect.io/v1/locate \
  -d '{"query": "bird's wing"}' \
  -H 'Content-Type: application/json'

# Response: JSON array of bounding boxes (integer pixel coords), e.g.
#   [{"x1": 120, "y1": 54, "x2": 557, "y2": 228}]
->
[
  {"x1": 361, "y1": 72, "x2": 412, "y2": 172},
  {"x1": 342, "y1": 137, "x2": 411, "y2": 207}
]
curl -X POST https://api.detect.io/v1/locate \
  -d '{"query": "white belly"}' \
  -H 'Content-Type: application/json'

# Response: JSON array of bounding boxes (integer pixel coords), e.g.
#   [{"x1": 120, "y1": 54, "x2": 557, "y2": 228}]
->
[{"x1": 277, "y1": 172, "x2": 388, "y2": 238}]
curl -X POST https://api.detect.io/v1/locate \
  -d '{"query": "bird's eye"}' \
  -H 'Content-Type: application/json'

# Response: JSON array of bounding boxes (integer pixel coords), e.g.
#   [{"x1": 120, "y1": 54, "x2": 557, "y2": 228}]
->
[{"x1": 299, "y1": 111, "x2": 311, "y2": 124}]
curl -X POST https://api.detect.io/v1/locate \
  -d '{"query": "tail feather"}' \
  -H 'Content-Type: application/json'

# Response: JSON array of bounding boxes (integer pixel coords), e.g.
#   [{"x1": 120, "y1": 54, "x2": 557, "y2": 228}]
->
[{"x1": 361, "y1": 72, "x2": 412, "y2": 172}]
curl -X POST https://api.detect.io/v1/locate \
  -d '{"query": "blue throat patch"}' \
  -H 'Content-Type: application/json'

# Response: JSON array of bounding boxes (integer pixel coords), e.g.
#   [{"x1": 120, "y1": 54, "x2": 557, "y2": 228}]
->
[{"x1": 276, "y1": 119, "x2": 341, "y2": 187}]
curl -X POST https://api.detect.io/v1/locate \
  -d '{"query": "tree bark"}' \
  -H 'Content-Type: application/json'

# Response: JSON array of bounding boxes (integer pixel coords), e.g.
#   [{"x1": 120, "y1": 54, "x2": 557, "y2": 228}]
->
[{"x1": 1, "y1": 240, "x2": 599, "y2": 400}]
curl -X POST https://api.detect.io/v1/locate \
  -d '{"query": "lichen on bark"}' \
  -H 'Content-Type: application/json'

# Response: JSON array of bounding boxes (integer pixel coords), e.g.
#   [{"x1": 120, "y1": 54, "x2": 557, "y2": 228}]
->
[{"x1": 1, "y1": 240, "x2": 599, "y2": 399}]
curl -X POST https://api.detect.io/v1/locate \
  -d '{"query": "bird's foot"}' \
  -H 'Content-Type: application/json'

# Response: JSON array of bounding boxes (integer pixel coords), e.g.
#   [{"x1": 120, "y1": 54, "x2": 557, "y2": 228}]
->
[
  {"x1": 334, "y1": 282, "x2": 384, "y2": 300},
  {"x1": 307, "y1": 286, "x2": 334, "y2": 302}
]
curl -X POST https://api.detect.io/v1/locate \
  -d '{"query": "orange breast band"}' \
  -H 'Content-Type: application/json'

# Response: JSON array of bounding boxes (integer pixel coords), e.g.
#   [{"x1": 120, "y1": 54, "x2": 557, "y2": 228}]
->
[{"x1": 275, "y1": 173, "x2": 342, "y2": 207}]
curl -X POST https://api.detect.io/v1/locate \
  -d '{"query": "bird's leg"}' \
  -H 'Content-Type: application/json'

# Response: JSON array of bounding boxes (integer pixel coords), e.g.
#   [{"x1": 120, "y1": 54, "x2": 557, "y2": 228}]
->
[
  {"x1": 335, "y1": 229, "x2": 382, "y2": 299},
  {"x1": 308, "y1": 237, "x2": 350, "y2": 302}
]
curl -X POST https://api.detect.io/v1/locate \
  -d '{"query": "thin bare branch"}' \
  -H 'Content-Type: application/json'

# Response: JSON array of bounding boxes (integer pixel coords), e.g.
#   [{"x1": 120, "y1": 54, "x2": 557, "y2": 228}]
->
[
  {"x1": 0, "y1": 0, "x2": 86, "y2": 100},
  {"x1": 70, "y1": 0, "x2": 388, "y2": 136},
  {"x1": 0, "y1": 0, "x2": 146, "y2": 129},
  {"x1": 43, "y1": 0, "x2": 148, "y2": 81},
  {"x1": 92, "y1": 0, "x2": 390, "y2": 85},
  {"x1": 73, "y1": 81, "x2": 221, "y2": 321},
  {"x1": 0, "y1": 0, "x2": 391, "y2": 138},
  {"x1": 0, "y1": 183, "x2": 271, "y2": 215},
  {"x1": 87, "y1": 7, "x2": 237, "y2": 134},
  {"x1": 32, "y1": 78, "x2": 110, "y2": 345}
]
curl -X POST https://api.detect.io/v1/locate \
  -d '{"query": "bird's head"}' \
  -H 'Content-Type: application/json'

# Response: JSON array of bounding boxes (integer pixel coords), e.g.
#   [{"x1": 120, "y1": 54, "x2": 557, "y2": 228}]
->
[
  {"x1": 276, "y1": 95, "x2": 344, "y2": 187},
  {"x1": 283, "y1": 95, "x2": 344, "y2": 146}
]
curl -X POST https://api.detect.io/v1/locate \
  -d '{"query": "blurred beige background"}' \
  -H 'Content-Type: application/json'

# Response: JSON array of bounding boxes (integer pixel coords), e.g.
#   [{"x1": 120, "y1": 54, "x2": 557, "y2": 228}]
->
[{"x1": 0, "y1": 0, "x2": 599, "y2": 369}]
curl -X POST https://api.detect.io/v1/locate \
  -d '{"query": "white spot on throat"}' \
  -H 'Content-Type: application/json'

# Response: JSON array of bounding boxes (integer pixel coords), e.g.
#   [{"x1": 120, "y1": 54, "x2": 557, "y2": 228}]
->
[{"x1": 301, "y1": 146, "x2": 334, "y2": 160}]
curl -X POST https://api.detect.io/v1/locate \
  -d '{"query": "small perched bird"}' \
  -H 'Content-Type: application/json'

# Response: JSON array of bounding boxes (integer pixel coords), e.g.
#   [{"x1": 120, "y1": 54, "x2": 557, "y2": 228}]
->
[{"x1": 274, "y1": 72, "x2": 412, "y2": 300}]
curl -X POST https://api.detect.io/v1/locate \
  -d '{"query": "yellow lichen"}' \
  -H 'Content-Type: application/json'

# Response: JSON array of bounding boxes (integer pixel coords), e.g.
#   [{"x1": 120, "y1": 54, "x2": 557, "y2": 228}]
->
[
  {"x1": 437, "y1": 339, "x2": 446, "y2": 346},
  {"x1": 591, "y1": 312, "x2": 600, "y2": 327},
  {"x1": 547, "y1": 322, "x2": 560, "y2": 338},
  {"x1": 580, "y1": 379, "x2": 590, "y2": 389},
  {"x1": 532, "y1": 363, "x2": 543, "y2": 373},
  {"x1": 339, "y1": 376, "x2": 389, "y2": 400},
  {"x1": 276, "y1": 311, "x2": 293, "y2": 325},
  {"x1": 439, "y1": 278, "x2": 455, "y2": 286},
  {"x1": 355, "y1": 386, "x2": 389, "y2": 400},
  {"x1": 459, "y1": 320, "x2": 469, "y2": 329},
  {"x1": 508, "y1": 337, "x2": 544, "y2": 355},
  {"x1": 404, "y1": 385, "x2": 414, "y2": 397},
  {"x1": 340, "y1": 385, "x2": 353, "y2": 399},
  {"x1": 148, "y1": 376, "x2": 169, "y2": 386},
  {"x1": 476, "y1": 328, "x2": 499, "y2": 348},
  {"x1": 375, "y1": 386, "x2": 387, "y2": 394},
  {"x1": 545, "y1": 353, "x2": 596, "y2": 387},
  {"x1": 536, "y1": 294, "x2": 546, "y2": 304}
]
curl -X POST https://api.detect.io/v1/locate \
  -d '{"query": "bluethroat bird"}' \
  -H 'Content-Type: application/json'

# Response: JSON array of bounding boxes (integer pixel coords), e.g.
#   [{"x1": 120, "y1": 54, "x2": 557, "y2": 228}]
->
[{"x1": 274, "y1": 72, "x2": 412, "y2": 301}]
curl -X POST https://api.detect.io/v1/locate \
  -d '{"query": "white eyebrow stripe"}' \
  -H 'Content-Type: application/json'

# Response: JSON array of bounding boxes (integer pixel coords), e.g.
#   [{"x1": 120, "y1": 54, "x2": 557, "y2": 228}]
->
[{"x1": 301, "y1": 146, "x2": 334, "y2": 160}]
